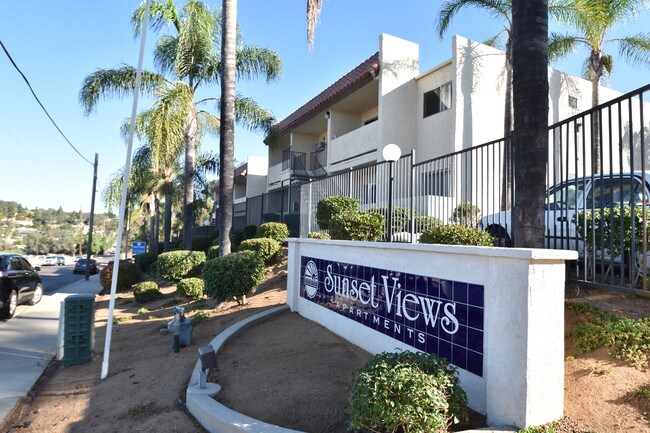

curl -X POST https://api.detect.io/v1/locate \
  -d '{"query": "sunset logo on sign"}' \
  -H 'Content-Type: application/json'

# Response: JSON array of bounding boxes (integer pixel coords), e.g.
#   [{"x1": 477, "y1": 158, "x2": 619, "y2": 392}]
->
[{"x1": 304, "y1": 260, "x2": 319, "y2": 298}]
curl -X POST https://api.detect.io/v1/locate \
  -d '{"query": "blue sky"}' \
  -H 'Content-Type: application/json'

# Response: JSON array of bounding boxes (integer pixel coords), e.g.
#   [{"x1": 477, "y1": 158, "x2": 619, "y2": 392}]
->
[{"x1": 1, "y1": 0, "x2": 648, "y2": 213}]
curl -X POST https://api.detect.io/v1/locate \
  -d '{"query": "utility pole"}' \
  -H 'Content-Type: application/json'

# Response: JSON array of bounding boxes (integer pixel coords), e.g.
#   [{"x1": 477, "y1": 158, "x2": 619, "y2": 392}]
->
[{"x1": 85, "y1": 153, "x2": 98, "y2": 281}]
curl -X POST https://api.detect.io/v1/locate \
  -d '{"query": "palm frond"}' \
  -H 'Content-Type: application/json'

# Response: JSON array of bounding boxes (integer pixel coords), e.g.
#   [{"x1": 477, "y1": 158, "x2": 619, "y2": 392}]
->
[
  {"x1": 548, "y1": 33, "x2": 580, "y2": 62},
  {"x1": 233, "y1": 94, "x2": 276, "y2": 135},
  {"x1": 79, "y1": 65, "x2": 165, "y2": 116},
  {"x1": 132, "y1": 0, "x2": 180, "y2": 36},
  {"x1": 307, "y1": 0, "x2": 323, "y2": 51},
  {"x1": 175, "y1": 0, "x2": 218, "y2": 81},
  {"x1": 154, "y1": 35, "x2": 179, "y2": 76},
  {"x1": 602, "y1": 53, "x2": 614, "y2": 76},
  {"x1": 616, "y1": 33, "x2": 650, "y2": 67},
  {"x1": 436, "y1": 0, "x2": 511, "y2": 39},
  {"x1": 235, "y1": 46, "x2": 282, "y2": 83},
  {"x1": 482, "y1": 31, "x2": 505, "y2": 48},
  {"x1": 196, "y1": 110, "x2": 221, "y2": 135}
]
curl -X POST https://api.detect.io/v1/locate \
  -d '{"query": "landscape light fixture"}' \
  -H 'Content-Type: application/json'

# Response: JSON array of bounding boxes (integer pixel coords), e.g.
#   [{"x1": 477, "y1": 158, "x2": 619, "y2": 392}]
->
[
  {"x1": 382, "y1": 143, "x2": 401, "y2": 242},
  {"x1": 324, "y1": 110, "x2": 331, "y2": 119}
]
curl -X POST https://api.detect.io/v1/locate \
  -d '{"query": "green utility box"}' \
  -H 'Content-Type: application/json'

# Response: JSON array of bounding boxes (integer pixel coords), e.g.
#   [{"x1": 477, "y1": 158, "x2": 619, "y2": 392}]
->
[{"x1": 60, "y1": 294, "x2": 95, "y2": 367}]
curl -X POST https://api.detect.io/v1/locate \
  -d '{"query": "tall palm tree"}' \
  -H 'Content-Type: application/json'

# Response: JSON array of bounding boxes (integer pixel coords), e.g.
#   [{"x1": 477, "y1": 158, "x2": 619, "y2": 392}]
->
[
  {"x1": 512, "y1": 0, "x2": 549, "y2": 248},
  {"x1": 219, "y1": 0, "x2": 237, "y2": 256},
  {"x1": 549, "y1": 0, "x2": 650, "y2": 173},
  {"x1": 81, "y1": 0, "x2": 280, "y2": 249}
]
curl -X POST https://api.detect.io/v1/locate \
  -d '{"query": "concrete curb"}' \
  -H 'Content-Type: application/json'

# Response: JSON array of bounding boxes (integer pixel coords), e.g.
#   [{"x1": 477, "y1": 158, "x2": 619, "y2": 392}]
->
[{"x1": 185, "y1": 305, "x2": 518, "y2": 433}]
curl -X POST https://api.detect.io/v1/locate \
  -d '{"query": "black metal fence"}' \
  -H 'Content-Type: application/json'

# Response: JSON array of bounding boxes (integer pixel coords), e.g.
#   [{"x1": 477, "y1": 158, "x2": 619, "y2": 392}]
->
[{"x1": 236, "y1": 84, "x2": 649, "y2": 293}]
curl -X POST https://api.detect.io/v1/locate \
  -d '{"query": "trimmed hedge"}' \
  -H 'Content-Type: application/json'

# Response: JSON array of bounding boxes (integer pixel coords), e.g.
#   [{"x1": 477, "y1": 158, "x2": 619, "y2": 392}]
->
[
  {"x1": 99, "y1": 260, "x2": 142, "y2": 292},
  {"x1": 450, "y1": 202, "x2": 481, "y2": 227},
  {"x1": 243, "y1": 225, "x2": 258, "y2": 239},
  {"x1": 191, "y1": 235, "x2": 212, "y2": 253},
  {"x1": 203, "y1": 251, "x2": 265, "y2": 301},
  {"x1": 157, "y1": 250, "x2": 206, "y2": 282},
  {"x1": 177, "y1": 277, "x2": 205, "y2": 300},
  {"x1": 207, "y1": 245, "x2": 220, "y2": 260},
  {"x1": 132, "y1": 281, "x2": 163, "y2": 303},
  {"x1": 257, "y1": 222, "x2": 289, "y2": 243},
  {"x1": 419, "y1": 224, "x2": 494, "y2": 246},
  {"x1": 316, "y1": 196, "x2": 360, "y2": 230},
  {"x1": 329, "y1": 212, "x2": 384, "y2": 241},
  {"x1": 414, "y1": 215, "x2": 442, "y2": 233},
  {"x1": 368, "y1": 206, "x2": 412, "y2": 234},
  {"x1": 348, "y1": 351, "x2": 468, "y2": 433},
  {"x1": 134, "y1": 252, "x2": 158, "y2": 273},
  {"x1": 238, "y1": 237, "x2": 281, "y2": 264},
  {"x1": 308, "y1": 231, "x2": 331, "y2": 240}
]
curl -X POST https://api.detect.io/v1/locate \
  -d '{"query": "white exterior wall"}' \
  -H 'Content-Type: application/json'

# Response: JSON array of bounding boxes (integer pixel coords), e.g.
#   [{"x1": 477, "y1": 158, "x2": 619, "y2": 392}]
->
[
  {"x1": 245, "y1": 156, "x2": 268, "y2": 198},
  {"x1": 287, "y1": 239, "x2": 577, "y2": 429},
  {"x1": 377, "y1": 34, "x2": 419, "y2": 159},
  {"x1": 328, "y1": 121, "x2": 379, "y2": 169}
]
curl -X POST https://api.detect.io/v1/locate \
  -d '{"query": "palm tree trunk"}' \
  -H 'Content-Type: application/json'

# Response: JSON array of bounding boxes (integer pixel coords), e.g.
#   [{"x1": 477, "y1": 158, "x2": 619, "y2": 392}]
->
[
  {"x1": 589, "y1": 51, "x2": 602, "y2": 175},
  {"x1": 218, "y1": 0, "x2": 237, "y2": 256},
  {"x1": 501, "y1": 39, "x2": 514, "y2": 211},
  {"x1": 511, "y1": 0, "x2": 548, "y2": 248},
  {"x1": 148, "y1": 195, "x2": 156, "y2": 254},
  {"x1": 153, "y1": 196, "x2": 160, "y2": 255},
  {"x1": 183, "y1": 111, "x2": 198, "y2": 250},
  {"x1": 164, "y1": 192, "x2": 173, "y2": 252}
]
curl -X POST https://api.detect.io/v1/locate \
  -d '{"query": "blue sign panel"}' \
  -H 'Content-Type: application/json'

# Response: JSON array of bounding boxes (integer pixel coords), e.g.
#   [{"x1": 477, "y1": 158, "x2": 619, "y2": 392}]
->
[
  {"x1": 132, "y1": 242, "x2": 147, "y2": 255},
  {"x1": 300, "y1": 256, "x2": 484, "y2": 376}
]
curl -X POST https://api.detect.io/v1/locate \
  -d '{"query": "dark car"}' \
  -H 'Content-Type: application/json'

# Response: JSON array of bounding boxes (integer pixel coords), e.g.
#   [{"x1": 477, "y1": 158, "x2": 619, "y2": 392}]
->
[
  {"x1": 0, "y1": 253, "x2": 43, "y2": 319},
  {"x1": 73, "y1": 258, "x2": 99, "y2": 275}
]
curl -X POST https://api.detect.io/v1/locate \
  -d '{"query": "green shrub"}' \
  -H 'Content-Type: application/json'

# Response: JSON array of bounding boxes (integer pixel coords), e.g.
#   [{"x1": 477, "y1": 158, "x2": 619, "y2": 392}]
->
[
  {"x1": 329, "y1": 212, "x2": 384, "y2": 241},
  {"x1": 229, "y1": 229, "x2": 245, "y2": 250},
  {"x1": 148, "y1": 260, "x2": 158, "y2": 277},
  {"x1": 284, "y1": 213, "x2": 301, "y2": 237},
  {"x1": 134, "y1": 252, "x2": 158, "y2": 273},
  {"x1": 177, "y1": 277, "x2": 205, "y2": 300},
  {"x1": 574, "y1": 206, "x2": 649, "y2": 256},
  {"x1": 238, "y1": 237, "x2": 281, "y2": 264},
  {"x1": 368, "y1": 207, "x2": 412, "y2": 233},
  {"x1": 316, "y1": 196, "x2": 360, "y2": 230},
  {"x1": 257, "y1": 222, "x2": 289, "y2": 243},
  {"x1": 348, "y1": 351, "x2": 468, "y2": 433},
  {"x1": 207, "y1": 245, "x2": 220, "y2": 260},
  {"x1": 132, "y1": 281, "x2": 163, "y2": 303},
  {"x1": 414, "y1": 215, "x2": 443, "y2": 233},
  {"x1": 191, "y1": 235, "x2": 212, "y2": 253},
  {"x1": 157, "y1": 250, "x2": 206, "y2": 282},
  {"x1": 450, "y1": 202, "x2": 481, "y2": 227},
  {"x1": 243, "y1": 225, "x2": 258, "y2": 239},
  {"x1": 420, "y1": 225, "x2": 494, "y2": 247},
  {"x1": 308, "y1": 231, "x2": 331, "y2": 240},
  {"x1": 99, "y1": 260, "x2": 142, "y2": 292},
  {"x1": 203, "y1": 251, "x2": 265, "y2": 301}
]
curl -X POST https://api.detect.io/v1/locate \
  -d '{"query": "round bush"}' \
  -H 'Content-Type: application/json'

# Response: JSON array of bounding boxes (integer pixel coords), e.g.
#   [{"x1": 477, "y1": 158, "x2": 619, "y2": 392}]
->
[
  {"x1": 207, "y1": 245, "x2": 220, "y2": 260},
  {"x1": 329, "y1": 212, "x2": 384, "y2": 241},
  {"x1": 157, "y1": 250, "x2": 206, "y2": 282},
  {"x1": 316, "y1": 196, "x2": 360, "y2": 230},
  {"x1": 348, "y1": 351, "x2": 468, "y2": 433},
  {"x1": 134, "y1": 252, "x2": 157, "y2": 273},
  {"x1": 450, "y1": 202, "x2": 481, "y2": 227},
  {"x1": 177, "y1": 277, "x2": 205, "y2": 300},
  {"x1": 368, "y1": 206, "x2": 412, "y2": 233},
  {"x1": 257, "y1": 222, "x2": 289, "y2": 243},
  {"x1": 307, "y1": 231, "x2": 331, "y2": 240},
  {"x1": 414, "y1": 215, "x2": 442, "y2": 233},
  {"x1": 132, "y1": 281, "x2": 162, "y2": 303},
  {"x1": 99, "y1": 260, "x2": 142, "y2": 292},
  {"x1": 238, "y1": 237, "x2": 281, "y2": 264},
  {"x1": 148, "y1": 260, "x2": 158, "y2": 277},
  {"x1": 203, "y1": 251, "x2": 265, "y2": 300},
  {"x1": 243, "y1": 225, "x2": 258, "y2": 239},
  {"x1": 419, "y1": 224, "x2": 494, "y2": 246}
]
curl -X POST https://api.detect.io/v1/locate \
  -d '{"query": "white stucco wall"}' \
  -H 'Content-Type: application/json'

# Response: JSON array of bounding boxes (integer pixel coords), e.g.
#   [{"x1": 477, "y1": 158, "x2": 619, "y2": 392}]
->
[
  {"x1": 246, "y1": 156, "x2": 268, "y2": 198},
  {"x1": 287, "y1": 239, "x2": 577, "y2": 429},
  {"x1": 328, "y1": 121, "x2": 379, "y2": 168}
]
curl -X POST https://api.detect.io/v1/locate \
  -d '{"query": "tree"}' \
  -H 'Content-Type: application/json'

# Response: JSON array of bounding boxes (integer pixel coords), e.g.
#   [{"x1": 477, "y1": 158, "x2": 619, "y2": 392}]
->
[
  {"x1": 512, "y1": 0, "x2": 549, "y2": 248},
  {"x1": 219, "y1": 0, "x2": 237, "y2": 256},
  {"x1": 549, "y1": 0, "x2": 650, "y2": 173},
  {"x1": 80, "y1": 0, "x2": 280, "y2": 249}
]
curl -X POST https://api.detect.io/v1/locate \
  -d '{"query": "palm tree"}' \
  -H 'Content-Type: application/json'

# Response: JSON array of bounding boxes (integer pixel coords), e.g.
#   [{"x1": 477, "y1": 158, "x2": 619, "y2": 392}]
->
[
  {"x1": 512, "y1": 0, "x2": 549, "y2": 248},
  {"x1": 80, "y1": 0, "x2": 281, "y2": 249},
  {"x1": 549, "y1": 0, "x2": 650, "y2": 173},
  {"x1": 219, "y1": 0, "x2": 237, "y2": 256}
]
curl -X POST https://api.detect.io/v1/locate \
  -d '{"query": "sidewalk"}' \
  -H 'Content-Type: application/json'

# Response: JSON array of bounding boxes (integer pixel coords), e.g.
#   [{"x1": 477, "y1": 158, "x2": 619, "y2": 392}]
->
[{"x1": 0, "y1": 276, "x2": 104, "y2": 427}]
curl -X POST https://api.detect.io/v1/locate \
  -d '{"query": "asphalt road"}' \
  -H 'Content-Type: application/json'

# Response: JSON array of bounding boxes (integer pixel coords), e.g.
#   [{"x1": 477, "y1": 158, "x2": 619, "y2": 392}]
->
[{"x1": 37, "y1": 264, "x2": 87, "y2": 295}]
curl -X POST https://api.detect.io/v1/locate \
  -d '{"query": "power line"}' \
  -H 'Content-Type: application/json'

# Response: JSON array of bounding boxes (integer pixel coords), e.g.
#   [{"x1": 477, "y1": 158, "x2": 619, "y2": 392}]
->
[{"x1": 0, "y1": 39, "x2": 93, "y2": 166}]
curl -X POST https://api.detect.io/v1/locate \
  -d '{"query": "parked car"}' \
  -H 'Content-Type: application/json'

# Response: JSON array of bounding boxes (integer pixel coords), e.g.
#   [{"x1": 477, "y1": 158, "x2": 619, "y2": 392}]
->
[
  {"x1": 73, "y1": 258, "x2": 99, "y2": 275},
  {"x1": 56, "y1": 256, "x2": 65, "y2": 266},
  {"x1": 43, "y1": 255, "x2": 57, "y2": 266},
  {"x1": 0, "y1": 253, "x2": 43, "y2": 319},
  {"x1": 481, "y1": 172, "x2": 650, "y2": 252}
]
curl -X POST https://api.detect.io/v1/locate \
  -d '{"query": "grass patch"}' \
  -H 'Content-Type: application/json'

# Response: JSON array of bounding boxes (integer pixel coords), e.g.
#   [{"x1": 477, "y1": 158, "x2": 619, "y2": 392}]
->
[
  {"x1": 517, "y1": 426, "x2": 556, "y2": 433},
  {"x1": 191, "y1": 311, "x2": 211, "y2": 325},
  {"x1": 636, "y1": 385, "x2": 650, "y2": 399},
  {"x1": 137, "y1": 308, "x2": 150, "y2": 314},
  {"x1": 566, "y1": 302, "x2": 650, "y2": 368},
  {"x1": 113, "y1": 316, "x2": 132, "y2": 324}
]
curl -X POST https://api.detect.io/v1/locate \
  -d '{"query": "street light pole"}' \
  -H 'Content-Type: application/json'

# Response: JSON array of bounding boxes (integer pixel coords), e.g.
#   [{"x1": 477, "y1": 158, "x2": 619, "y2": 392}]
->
[
  {"x1": 382, "y1": 143, "x2": 401, "y2": 242},
  {"x1": 85, "y1": 153, "x2": 98, "y2": 281}
]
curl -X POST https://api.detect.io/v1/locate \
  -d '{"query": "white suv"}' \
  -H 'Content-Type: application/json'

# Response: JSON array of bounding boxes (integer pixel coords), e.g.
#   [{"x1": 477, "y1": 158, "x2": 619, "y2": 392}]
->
[{"x1": 481, "y1": 172, "x2": 650, "y2": 252}]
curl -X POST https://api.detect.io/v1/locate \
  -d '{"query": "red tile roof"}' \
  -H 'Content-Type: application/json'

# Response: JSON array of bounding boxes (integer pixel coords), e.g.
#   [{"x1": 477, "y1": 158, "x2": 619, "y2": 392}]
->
[{"x1": 266, "y1": 52, "x2": 380, "y2": 143}]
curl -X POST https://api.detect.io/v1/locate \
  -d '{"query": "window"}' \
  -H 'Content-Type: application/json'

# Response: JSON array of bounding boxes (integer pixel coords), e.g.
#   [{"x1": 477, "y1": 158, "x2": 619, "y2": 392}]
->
[
  {"x1": 423, "y1": 82, "x2": 452, "y2": 118},
  {"x1": 420, "y1": 170, "x2": 450, "y2": 196},
  {"x1": 546, "y1": 182, "x2": 583, "y2": 210},
  {"x1": 586, "y1": 177, "x2": 643, "y2": 209}
]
